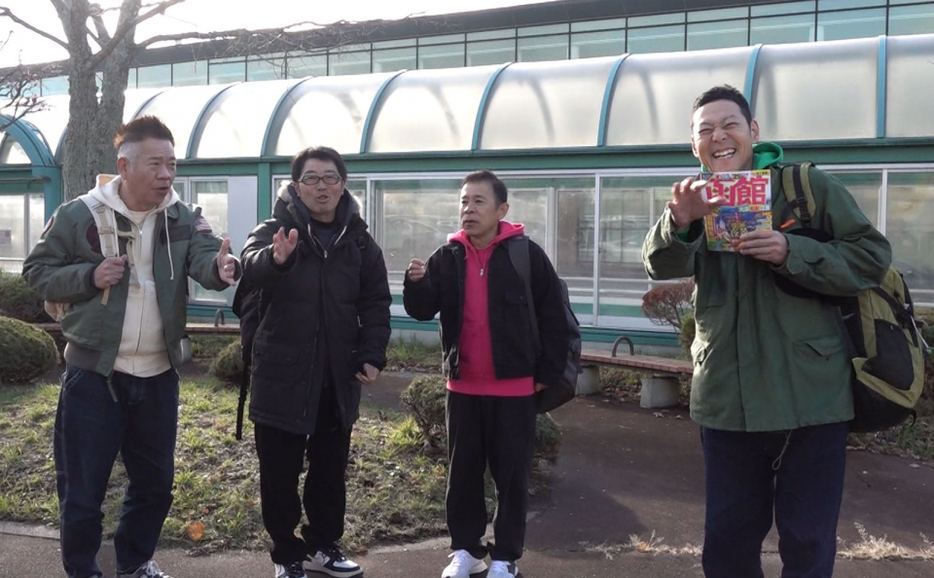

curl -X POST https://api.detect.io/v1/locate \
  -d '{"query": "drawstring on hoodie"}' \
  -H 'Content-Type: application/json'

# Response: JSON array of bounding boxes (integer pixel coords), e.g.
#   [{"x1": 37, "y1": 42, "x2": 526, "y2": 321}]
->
[
  {"x1": 772, "y1": 430, "x2": 793, "y2": 471},
  {"x1": 164, "y1": 215, "x2": 174, "y2": 280}
]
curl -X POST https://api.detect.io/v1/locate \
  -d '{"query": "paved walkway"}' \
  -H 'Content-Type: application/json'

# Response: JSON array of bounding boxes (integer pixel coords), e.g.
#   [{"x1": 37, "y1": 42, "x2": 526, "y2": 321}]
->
[{"x1": 2, "y1": 373, "x2": 933, "y2": 577}]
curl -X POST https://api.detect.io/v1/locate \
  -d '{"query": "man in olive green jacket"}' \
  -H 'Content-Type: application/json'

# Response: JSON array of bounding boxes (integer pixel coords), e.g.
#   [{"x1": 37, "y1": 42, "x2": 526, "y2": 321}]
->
[
  {"x1": 23, "y1": 116, "x2": 239, "y2": 578},
  {"x1": 643, "y1": 85, "x2": 890, "y2": 578}
]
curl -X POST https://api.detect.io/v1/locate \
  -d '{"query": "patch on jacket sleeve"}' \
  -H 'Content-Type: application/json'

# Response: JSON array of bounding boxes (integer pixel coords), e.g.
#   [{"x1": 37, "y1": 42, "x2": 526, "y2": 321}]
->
[
  {"x1": 40, "y1": 216, "x2": 54, "y2": 239},
  {"x1": 166, "y1": 224, "x2": 193, "y2": 243},
  {"x1": 86, "y1": 223, "x2": 102, "y2": 254},
  {"x1": 194, "y1": 216, "x2": 213, "y2": 234}
]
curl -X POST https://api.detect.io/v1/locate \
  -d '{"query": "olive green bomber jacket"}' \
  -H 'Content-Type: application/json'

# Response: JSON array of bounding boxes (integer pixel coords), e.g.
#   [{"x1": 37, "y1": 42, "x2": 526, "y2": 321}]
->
[
  {"x1": 643, "y1": 149, "x2": 892, "y2": 432},
  {"x1": 23, "y1": 190, "x2": 231, "y2": 377}
]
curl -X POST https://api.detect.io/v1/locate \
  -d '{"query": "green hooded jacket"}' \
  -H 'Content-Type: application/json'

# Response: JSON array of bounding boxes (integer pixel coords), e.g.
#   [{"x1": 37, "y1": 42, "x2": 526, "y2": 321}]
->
[{"x1": 643, "y1": 143, "x2": 892, "y2": 431}]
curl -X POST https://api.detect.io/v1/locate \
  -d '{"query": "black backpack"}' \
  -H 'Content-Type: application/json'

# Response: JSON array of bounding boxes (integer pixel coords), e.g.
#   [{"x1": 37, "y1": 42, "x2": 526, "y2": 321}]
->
[{"x1": 507, "y1": 235, "x2": 582, "y2": 413}]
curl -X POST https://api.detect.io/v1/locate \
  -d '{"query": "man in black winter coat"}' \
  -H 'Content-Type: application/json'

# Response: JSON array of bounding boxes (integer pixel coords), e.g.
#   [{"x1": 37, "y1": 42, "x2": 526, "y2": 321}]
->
[{"x1": 240, "y1": 146, "x2": 391, "y2": 578}]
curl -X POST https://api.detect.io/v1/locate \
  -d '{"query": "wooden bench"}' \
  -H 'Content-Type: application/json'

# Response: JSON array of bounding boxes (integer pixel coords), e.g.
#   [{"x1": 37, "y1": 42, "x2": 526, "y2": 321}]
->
[{"x1": 579, "y1": 336, "x2": 693, "y2": 408}]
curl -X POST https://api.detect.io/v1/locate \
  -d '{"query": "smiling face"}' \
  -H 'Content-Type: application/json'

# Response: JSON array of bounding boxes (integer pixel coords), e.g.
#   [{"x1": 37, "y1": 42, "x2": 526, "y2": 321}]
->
[
  {"x1": 117, "y1": 138, "x2": 177, "y2": 211},
  {"x1": 460, "y1": 180, "x2": 508, "y2": 248},
  {"x1": 691, "y1": 99, "x2": 759, "y2": 173},
  {"x1": 295, "y1": 158, "x2": 345, "y2": 223}
]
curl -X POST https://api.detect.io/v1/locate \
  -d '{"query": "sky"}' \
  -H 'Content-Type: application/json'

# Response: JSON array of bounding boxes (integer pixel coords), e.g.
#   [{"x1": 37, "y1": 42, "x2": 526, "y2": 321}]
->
[{"x1": 0, "y1": 0, "x2": 559, "y2": 68}]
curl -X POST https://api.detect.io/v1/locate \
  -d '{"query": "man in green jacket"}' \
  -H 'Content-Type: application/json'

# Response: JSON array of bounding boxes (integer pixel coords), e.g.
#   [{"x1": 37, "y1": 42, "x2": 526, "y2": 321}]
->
[
  {"x1": 22, "y1": 116, "x2": 239, "y2": 578},
  {"x1": 643, "y1": 85, "x2": 891, "y2": 578}
]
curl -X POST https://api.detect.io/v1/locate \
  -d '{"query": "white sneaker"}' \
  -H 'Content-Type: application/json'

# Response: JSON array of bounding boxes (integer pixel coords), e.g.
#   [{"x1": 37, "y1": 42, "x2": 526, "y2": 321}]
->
[
  {"x1": 487, "y1": 560, "x2": 518, "y2": 578},
  {"x1": 304, "y1": 546, "x2": 363, "y2": 577},
  {"x1": 440, "y1": 550, "x2": 487, "y2": 578}
]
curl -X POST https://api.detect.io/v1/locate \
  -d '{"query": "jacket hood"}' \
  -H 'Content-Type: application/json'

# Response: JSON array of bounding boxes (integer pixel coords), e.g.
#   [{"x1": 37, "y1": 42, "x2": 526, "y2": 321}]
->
[
  {"x1": 274, "y1": 182, "x2": 364, "y2": 230},
  {"x1": 88, "y1": 174, "x2": 180, "y2": 215},
  {"x1": 753, "y1": 142, "x2": 784, "y2": 170},
  {"x1": 449, "y1": 220, "x2": 525, "y2": 247}
]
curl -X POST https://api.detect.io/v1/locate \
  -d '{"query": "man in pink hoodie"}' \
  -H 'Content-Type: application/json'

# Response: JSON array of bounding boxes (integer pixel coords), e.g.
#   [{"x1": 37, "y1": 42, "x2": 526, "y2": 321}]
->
[{"x1": 404, "y1": 171, "x2": 571, "y2": 578}]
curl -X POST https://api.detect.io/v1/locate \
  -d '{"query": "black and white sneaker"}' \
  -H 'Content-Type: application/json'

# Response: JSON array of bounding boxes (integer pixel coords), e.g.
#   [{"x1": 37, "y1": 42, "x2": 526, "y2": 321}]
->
[
  {"x1": 304, "y1": 546, "x2": 363, "y2": 577},
  {"x1": 274, "y1": 561, "x2": 307, "y2": 578},
  {"x1": 487, "y1": 560, "x2": 518, "y2": 578}
]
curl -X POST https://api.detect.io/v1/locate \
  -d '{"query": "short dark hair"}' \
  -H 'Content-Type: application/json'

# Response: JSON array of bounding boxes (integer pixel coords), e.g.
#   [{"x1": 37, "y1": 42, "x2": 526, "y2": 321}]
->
[
  {"x1": 692, "y1": 85, "x2": 753, "y2": 126},
  {"x1": 461, "y1": 170, "x2": 508, "y2": 205},
  {"x1": 114, "y1": 115, "x2": 174, "y2": 151},
  {"x1": 291, "y1": 146, "x2": 348, "y2": 182}
]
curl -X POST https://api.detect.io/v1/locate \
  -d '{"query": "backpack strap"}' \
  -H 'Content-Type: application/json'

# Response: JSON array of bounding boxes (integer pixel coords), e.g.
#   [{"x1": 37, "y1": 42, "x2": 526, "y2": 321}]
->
[
  {"x1": 507, "y1": 236, "x2": 541, "y2": 353},
  {"x1": 78, "y1": 196, "x2": 122, "y2": 306},
  {"x1": 780, "y1": 162, "x2": 817, "y2": 228}
]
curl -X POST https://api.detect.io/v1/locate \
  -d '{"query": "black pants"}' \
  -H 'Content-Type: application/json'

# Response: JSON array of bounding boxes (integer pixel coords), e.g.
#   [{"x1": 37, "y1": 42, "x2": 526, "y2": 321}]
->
[
  {"x1": 700, "y1": 422, "x2": 849, "y2": 578},
  {"x1": 445, "y1": 391, "x2": 537, "y2": 562},
  {"x1": 254, "y1": 387, "x2": 352, "y2": 565}
]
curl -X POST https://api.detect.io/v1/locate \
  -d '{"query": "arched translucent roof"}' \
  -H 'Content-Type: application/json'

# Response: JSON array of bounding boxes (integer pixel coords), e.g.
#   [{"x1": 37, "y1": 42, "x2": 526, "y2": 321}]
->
[
  {"x1": 605, "y1": 47, "x2": 751, "y2": 147},
  {"x1": 15, "y1": 94, "x2": 70, "y2": 159},
  {"x1": 135, "y1": 84, "x2": 231, "y2": 159},
  {"x1": 751, "y1": 38, "x2": 878, "y2": 141},
  {"x1": 192, "y1": 79, "x2": 300, "y2": 159},
  {"x1": 0, "y1": 133, "x2": 30, "y2": 164},
  {"x1": 480, "y1": 57, "x2": 619, "y2": 150},
  {"x1": 266, "y1": 73, "x2": 397, "y2": 157},
  {"x1": 367, "y1": 66, "x2": 500, "y2": 153}
]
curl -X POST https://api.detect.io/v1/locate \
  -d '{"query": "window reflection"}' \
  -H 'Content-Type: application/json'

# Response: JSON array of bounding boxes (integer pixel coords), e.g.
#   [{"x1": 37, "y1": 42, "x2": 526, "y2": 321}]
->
[
  {"x1": 191, "y1": 180, "x2": 230, "y2": 304},
  {"x1": 886, "y1": 172, "x2": 934, "y2": 304}
]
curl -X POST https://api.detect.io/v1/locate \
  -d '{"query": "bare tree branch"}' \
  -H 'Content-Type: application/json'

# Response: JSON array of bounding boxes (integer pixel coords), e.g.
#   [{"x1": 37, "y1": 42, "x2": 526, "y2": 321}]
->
[
  {"x1": 136, "y1": 20, "x2": 334, "y2": 49},
  {"x1": 0, "y1": 5, "x2": 70, "y2": 50},
  {"x1": 0, "y1": 36, "x2": 47, "y2": 129},
  {"x1": 87, "y1": 0, "x2": 186, "y2": 70}
]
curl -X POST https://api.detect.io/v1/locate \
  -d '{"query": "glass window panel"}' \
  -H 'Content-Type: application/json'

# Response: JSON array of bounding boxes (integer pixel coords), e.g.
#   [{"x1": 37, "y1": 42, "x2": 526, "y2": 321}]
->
[
  {"x1": 0, "y1": 196, "x2": 25, "y2": 267},
  {"x1": 138, "y1": 64, "x2": 172, "y2": 88},
  {"x1": 480, "y1": 58, "x2": 617, "y2": 150},
  {"x1": 420, "y1": 33, "x2": 466, "y2": 45},
  {"x1": 606, "y1": 47, "x2": 751, "y2": 146},
  {"x1": 819, "y1": 0, "x2": 883, "y2": 9},
  {"x1": 269, "y1": 73, "x2": 394, "y2": 156},
  {"x1": 752, "y1": 1, "x2": 815, "y2": 16},
  {"x1": 346, "y1": 179, "x2": 366, "y2": 221},
  {"x1": 372, "y1": 47, "x2": 417, "y2": 73},
  {"x1": 128, "y1": 68, "x2": 137, "y2": 89},
  {"x1": 329, "y1": 51, "x2": 371, "y2": 76},
  {"x1": 29, "y1": 194, "x2": 44, "y2": 252},
  {"x1": 467, "y1": 39, "x2": 516, "y2": 66},
  {"x1": 629, "y1": 13, "x2": 685, "y2": 27},
  {"x1": 40, "y1": 76, "x2": 68, "y2": 96},
  {"x1": 627, "y1": 25, "x2": 686, "y2": 54},
  {"x1": 597, "y1": 176, "x2": 678, "y2": 323},
  {"x1": 467, "y1": 29, "x2": 515, "y2": 41},
  {"x1": 376, "y1": 179, "x2": 462, "y2": 294},
  {"x1": 750, "y1": 14, "x2": 816, "y2": 44},
  {"x1": 886, "y1": 171, "x2": 934, "y2": 305},
  {"x1": 688, "y1": 7, "x2": 748, "y2": 22},
  {"x1": 368, "y1": 66, "x2": 499, "y2": 153},
  {"x1": 572, "y1": 18, "x2": 626, "y2": 32},
  {"x1": 817, "y1": 8, "x2": 885, "y2": 41},
  {"x1": 194, "y1": 79, "x2": 296, "y2": 159},
  {"x1": 418, "y1": 43, "x2": 466, "y2": 69},
  {"x1": 826, "y1": 171, "x2": 880, "y2": 226},
  {"x1": 247, "y1": 57, "x2": 285, "y2": 81},
  {"x1": 373, "y1": 38, "x2": 416, "y2": 49},
  {"x1": 172, "y1": 179, "x2": 187, "y2": 202},
  {"x1": 889, "y1": 5, "x2": 934, "y2": 36},
  {"x1": 288, "y1": 53, "x2": 327, "y2": 78},
  {"x1": 209, "y1": 61, "x2": 245, "y2": 84},
  {"x1": 517, "y1": 35, "x2": 569, "y2": 62},
  {"x1": 687, "y1": 20, "x2": 749, "y2": 51},
  {"x1": 136, "y1": 85, "x2": 228, "y2": 158},
  {"x1": 172, "y1": 60, "x2": 207, "y2": 86},
  {"x1": 518, "y1": 24, "x2": 568, "y2": 37},
  {"x1": 571, "y1": 30, "x2": 626, "y2": 59},
  {"x1": 886, "y1": 35, "x2": 934, "y2": 138},
  {"x1": 190, "y1": 180, "x2": 229, "y2": 303},
  {"x1": 752, "y1": 39, "x2": 877, "y2": 140}
]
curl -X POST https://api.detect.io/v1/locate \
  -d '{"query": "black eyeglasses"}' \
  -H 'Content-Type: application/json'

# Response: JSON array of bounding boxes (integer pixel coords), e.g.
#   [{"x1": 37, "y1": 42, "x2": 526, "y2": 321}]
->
[{"x1": 299, "y1": 174, "x2": 342, "y2": 186}]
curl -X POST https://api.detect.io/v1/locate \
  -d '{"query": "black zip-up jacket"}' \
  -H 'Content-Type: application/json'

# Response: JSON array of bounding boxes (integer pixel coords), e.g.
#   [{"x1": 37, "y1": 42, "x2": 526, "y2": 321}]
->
[
  {"x1": 403, "y1": 237, "x2": 570, "y2": 387},
  {"x1": 240, "y1": 188, "x2": 391, "y2": 435}
]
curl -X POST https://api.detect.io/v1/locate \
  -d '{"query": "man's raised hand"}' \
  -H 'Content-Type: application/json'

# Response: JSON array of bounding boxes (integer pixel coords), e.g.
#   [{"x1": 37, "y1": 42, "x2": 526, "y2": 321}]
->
[
  {"x1": 272, "y1": 227, "x2": 299, "y2": 265},
  {"x1": 667, "y1": 177, "x2": 725, "y2": 231}
]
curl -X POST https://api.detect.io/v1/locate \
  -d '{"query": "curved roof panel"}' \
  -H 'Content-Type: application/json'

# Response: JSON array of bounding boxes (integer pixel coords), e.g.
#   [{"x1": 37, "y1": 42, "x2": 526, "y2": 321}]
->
[
  {"x1": 751, "y1": 38, "x2": 878, "y2": 141},
  {"x1": 0, "y1": 133, "x2": 31, "y2": 165},
  {"x1": 604, "y1": 47, "x2": 751, "y2": 147},
  {"x1": 135, "y1": 84, "x2": 231, "y2": 159},
  {"x1": 267, "y1": 73, "x2": 396, "y2": 157},
  {"x1": 885, "y1": 34, "x2": 934, "y2": 138},
  {"x1": 367, "y1": 66, "x2": 500, "y2": 153},
  {"x1": 192, "y1": 79, "x2": 298, "y2": 159},
  {"x1": 17, "y1": 95, "x2": 70, "y2": 160},
  {"x1": 479, "y1": 57, "x2": 618, "y2": 150}
]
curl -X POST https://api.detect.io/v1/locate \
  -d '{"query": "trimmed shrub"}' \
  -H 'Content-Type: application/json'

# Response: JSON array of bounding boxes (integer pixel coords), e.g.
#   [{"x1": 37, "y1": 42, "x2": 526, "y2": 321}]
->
[
  {"x1": 0, "y1": 315, "x2": 59, "y2": 383},
  {"x1": 0, "y1": 272, "x2": 51, "y2": 323},
  {"x1": 642, "y1": 280, "x2": 694, "y2": 332},
  {"x1": 209, "y1": 340, "x2": 243, "y2": 386},
  {"x1": 679, "y1": 312, "x2": 696, "y2": 356},
  {"x1": 400, "y1": 374, "x2": 562, "y2": 459}
]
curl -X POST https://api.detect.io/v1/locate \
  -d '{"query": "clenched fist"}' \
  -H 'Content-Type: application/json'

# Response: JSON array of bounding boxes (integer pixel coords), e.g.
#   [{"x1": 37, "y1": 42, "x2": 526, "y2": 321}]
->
[{"x1": 93, "y1": 255, "x2": 128, "y2": 289}]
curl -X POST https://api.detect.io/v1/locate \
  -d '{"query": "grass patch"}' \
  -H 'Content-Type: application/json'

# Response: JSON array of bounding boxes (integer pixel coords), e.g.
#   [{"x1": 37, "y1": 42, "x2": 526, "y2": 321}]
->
[
  {"x1": 188, "y1": 334, "x2": 237, "y2": 360},
  {"x1": 0, "y1": 373, "x2": 455, "y2": 553},
  {"x1": 385, "y1": 335, "x2": 442, "y2": 373}
]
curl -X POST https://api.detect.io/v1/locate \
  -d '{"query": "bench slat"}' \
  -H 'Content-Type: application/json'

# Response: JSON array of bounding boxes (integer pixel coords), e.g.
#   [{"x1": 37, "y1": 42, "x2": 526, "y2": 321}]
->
[{"x1": 581, "y1": 349, "x2": 693, "y2": 376}]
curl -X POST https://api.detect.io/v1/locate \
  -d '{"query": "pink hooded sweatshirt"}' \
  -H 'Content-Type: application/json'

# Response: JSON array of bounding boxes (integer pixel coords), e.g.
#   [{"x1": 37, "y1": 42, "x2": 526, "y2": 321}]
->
[{"x1": 447, "y1": 221, "x2": 534, "y2": 397}]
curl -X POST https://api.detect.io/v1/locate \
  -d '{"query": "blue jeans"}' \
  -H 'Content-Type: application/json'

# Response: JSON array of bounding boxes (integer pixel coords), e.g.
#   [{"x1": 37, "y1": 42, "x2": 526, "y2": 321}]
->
[
  {"x1": 54, "y1": 366, "x2": 179, "y2": 578},
  {"x1": 700, "y1": 423, "x2": 849, "y2": 578}
]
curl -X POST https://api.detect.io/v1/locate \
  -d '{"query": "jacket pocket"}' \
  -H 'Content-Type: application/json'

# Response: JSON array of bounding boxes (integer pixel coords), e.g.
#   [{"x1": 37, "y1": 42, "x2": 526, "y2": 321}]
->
[{"x1": 251, "y1": 341, "x2": 307, "y2": 384}]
